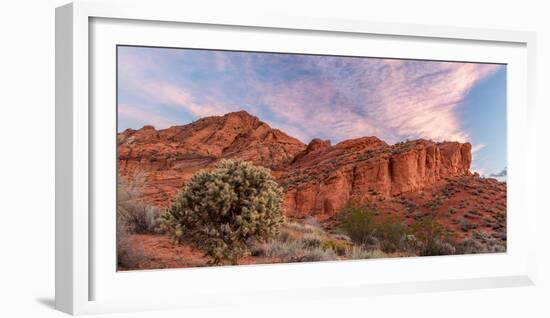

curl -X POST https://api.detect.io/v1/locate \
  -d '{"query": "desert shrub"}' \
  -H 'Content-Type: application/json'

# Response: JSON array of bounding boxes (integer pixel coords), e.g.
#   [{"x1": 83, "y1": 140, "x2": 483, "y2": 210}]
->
[
  {"x1": 300, "y1": 233, "x2": 323, "y2": 249},
  {"x1": 331, "y1": 233, "x2": 353, "y2": 242},
  {"x1": 163, "y1": 159, "x2": 283, "y2": 264},
  {"x1": 250, "y1": 221, "x2": 346, "y2": 262},
  {"x1": 116, "y1": 214, "x2": 147, "y2": 269},
  {"x1": 321, "y1": 239, "x2": 352, "y2": 256},
  {"x1": 340, "y1": 204, "x2": 377, "y2": 244},
  {"x1": 458, "y1": 231, "x2": 506, "y2": 254},
  {"x1": 349, "y1": 246, "x2": 371, "y2": 259},
  {"x1": 376, "y1": 215, "x2": 408, "y2": 253},
  {"x1": 349, "y1": 246, "x2": 388, "y2": 260},
  {"x1": 399, "y1": 234, "x2": 420, "y2": 252},
  {"x1": 297, "y1": 248, "x2": 338, "y2": 262},
  {"x1": 117, "y1": 173, "x2": 162, "y2": 234},
  {"x1": 426, "y1": 197, "x2": 443, "y2": 211},
  {"x1": 340, "y1": 204, "x2": 408, "y2": 252},
  {"x1": 458, "y1": 216, "x2": 473, "y2": 232},
  {"x1": 118, "y1": 204, "x2": 162, "y2": 234},
  {"x1": 285, "y1": 218, "x2": 323, "y2": 234},
  {"x1": 411, "y1": 214, "x2": 456, "y2": 256},
  {"x1": 251, "y1": 234, "x2": 338, "y2": 263},
  {"x1": 251, "y1": 238, "x2": 301, "y2": 260},
  {"x1": 422, "y1": 239, "x2": 456, "y2": 255}
]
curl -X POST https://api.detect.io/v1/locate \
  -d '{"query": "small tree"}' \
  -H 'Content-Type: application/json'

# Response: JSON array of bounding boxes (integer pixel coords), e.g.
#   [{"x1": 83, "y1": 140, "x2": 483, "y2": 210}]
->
[{"x1": 163, "y1": 159, "x2": 283, "y2": 264}]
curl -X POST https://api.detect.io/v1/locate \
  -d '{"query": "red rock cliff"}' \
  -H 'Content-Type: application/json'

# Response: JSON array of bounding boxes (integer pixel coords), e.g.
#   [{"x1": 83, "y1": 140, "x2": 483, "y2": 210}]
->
[
  {"x1": 280, "y1": 138, "x2": 471, "y2": 218},
  {"x1": 118, "y1": 111, "x2": 306, "y2": 205},
  {"x1": 117, "y1": 111, "x2": 472, "y2": 218}
]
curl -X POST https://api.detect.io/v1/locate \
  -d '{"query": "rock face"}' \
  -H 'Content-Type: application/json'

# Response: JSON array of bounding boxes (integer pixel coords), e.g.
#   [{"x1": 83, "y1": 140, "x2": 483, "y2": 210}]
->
[
  {"x1": 118, "y1": 111, "x2": 305, "y2": 206},
  {"x1": 118, "y1": 111, "x2": 472, "y2": 218},
  {"x1": 280, "y1": 138, "x2": 471, "y2": 218}
]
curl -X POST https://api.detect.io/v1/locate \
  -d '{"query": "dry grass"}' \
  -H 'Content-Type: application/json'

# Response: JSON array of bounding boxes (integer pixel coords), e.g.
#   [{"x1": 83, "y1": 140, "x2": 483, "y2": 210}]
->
[
  {"x1": 251, "y1": 219, "x2": 394, "y2": 263},
  {"x1": 117, "y1": 172, "x2": 163, "y2": 234}
]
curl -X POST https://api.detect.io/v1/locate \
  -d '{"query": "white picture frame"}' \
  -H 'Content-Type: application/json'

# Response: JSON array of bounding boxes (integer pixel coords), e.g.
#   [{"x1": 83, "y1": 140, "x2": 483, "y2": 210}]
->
[{"x1": 55, "y1": 1, "x2": 537, "y2": 315}]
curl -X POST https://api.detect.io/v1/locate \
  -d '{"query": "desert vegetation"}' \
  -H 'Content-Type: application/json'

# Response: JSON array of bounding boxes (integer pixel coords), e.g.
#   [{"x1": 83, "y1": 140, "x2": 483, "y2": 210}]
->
[
  {"x1": 117, "y1": 158, "x2": 505, "y2": 270},
  {"x1": 337, "y1": 203, "x2": 456, "y2": 257},
  {"x1": 117, "y1": 173, "x2": 158, "y2": 269},
  {"x1": 115, "y1": 112, "x2": 506, "y2": 270},
  {"x1": 161, "y1": 160, "x2": 284, "y2": 265}
]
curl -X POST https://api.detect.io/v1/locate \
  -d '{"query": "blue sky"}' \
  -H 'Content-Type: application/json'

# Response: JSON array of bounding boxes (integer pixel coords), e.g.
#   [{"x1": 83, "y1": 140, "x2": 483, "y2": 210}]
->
[{"x1": 117, "y1": 46, "x2": 507, "y2": 179}]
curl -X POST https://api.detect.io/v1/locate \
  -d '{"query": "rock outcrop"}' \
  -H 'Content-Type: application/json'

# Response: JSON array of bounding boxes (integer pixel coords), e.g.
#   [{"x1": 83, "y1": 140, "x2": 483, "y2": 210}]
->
[
  {"x1": 118, "y1": 111, "x2": 472, "y2": 217},
  {"x1": 118, "y1": 111, "x2": 305, "y2": 206},
  {"x1": 280, "y1": 138, "x2": 471, "y2": 218}
]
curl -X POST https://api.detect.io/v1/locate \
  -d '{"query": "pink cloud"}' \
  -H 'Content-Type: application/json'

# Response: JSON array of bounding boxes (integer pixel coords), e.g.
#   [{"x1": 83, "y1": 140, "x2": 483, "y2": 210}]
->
[
  {"x1": 252, "y1": 58, "x2": 500, "y2": 144},
  {"x1": 471, "y1": 143, "x2": 486, "y2": 154},
  {"x1": 372, "y1": 61, "x2": 500, "y2": 143},
  {"x1": 118, "y1": 47, "x2": 502, "y2": 146},
  {"x1": 118, "y1": 104, "x2": 178, "y2": 129},
  {"x1": 118, "y1": 50, "x2": 233, "y2": 118}
]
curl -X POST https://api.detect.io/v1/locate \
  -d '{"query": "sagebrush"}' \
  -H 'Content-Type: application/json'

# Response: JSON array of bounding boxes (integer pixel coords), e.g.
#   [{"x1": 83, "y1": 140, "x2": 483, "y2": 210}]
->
[{"x1": 117, "y1": 173, "x2": 162, "y2": 234}]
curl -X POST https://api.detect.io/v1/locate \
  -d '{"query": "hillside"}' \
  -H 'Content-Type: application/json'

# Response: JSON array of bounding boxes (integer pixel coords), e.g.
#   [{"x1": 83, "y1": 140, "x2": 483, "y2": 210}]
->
[
  {"x1": 118, "y1": 111, "x2": 305, "y2": 206},
  {"x1": 117, "y1": 110, "x2": 506, "y2": 259}
]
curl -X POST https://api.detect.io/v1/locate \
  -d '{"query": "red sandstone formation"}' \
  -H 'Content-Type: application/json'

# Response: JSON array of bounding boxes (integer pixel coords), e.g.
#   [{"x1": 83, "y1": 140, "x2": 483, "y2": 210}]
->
[
  {"x1": 117, "y1": 111, "x2": 474, "y2": 218},
  {"x1": 280, "y1": 137, "x2": 472, "y2": 217},
  {"x1": 118, "y1": 111, "x2": 305, "y2": 206}
]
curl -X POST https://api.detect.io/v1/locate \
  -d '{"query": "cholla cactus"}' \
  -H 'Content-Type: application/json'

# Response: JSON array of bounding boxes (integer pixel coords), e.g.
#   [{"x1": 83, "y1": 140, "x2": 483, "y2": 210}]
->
[{"x1": 163, "y1": 159, "x2": 283, "y2": 264}]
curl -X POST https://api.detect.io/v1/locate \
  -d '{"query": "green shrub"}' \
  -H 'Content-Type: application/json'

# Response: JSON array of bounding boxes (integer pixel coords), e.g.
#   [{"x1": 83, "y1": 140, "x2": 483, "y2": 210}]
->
[
  {"x1": 340, "y1": 204, "x2": 377, "y2": 244},
  {"x1": 377, "y1": 215, "x2": 408, "y2": 253},
  {"x1": 163, "y1": 159, "x2": 283, "y2": 264},
  {"x1": 410, "y1": 214, "x2": 456, "y2": 256},
  {"x1": 340, "y1": 204, "x2": 408, "y2": 252}
]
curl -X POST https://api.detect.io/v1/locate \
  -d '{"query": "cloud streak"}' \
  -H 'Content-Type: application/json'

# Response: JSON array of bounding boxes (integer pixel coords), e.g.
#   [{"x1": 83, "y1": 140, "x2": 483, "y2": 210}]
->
[
  {"x1": 490, "y1": 167, "x2": 507, "y2": 178},
  {"x1": 117, "y1": 47, "x2": 503, "y2": 148},
  {"x1": 250, "y1": 57, "x2": 500, "y2": 144}
]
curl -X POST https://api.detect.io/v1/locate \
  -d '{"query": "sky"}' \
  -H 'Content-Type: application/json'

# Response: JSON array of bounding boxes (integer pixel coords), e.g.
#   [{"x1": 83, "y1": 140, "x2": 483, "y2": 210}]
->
[{"x1": 117, "y1": 46, "x2": 507, "y2": 179}]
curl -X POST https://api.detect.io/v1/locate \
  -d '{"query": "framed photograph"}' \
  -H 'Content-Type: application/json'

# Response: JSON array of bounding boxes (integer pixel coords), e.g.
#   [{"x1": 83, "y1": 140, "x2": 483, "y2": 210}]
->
[{"x1": 56, "y1": 2, "x2": 537, "y2": 315}]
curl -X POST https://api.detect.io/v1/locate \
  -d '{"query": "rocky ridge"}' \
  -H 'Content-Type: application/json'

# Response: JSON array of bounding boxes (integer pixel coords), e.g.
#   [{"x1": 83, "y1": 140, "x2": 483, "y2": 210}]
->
[{"x1": 118, "y1": 111, "x2": 474, "y2": 218}]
